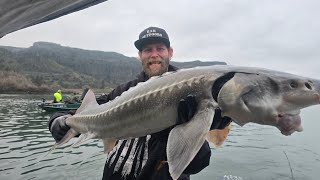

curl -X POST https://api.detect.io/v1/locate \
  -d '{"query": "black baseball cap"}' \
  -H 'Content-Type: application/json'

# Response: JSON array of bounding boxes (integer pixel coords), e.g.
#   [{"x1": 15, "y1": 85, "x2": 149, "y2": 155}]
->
[{"x1": 134, "y1": 26, "x2": 170, "y2": 51}]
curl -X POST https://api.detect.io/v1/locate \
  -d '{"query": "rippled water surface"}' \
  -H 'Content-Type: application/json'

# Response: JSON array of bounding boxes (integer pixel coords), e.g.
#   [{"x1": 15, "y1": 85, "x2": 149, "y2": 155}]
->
[{"x1": 0, "y1": 94, "x2": 319, "y2": 180}]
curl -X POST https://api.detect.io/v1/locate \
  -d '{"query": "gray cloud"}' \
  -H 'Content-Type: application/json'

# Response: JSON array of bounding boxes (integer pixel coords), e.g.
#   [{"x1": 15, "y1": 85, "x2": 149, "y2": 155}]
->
[{"x1": 1, "y1": 0, "x2": 319, "y2": 78}]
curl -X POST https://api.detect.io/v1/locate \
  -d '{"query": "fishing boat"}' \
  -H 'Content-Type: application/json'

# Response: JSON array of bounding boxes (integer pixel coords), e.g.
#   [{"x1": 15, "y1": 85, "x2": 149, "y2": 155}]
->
[
  {"x1": 38, "y1": 101, "x2": 81, "y2": 112},
  {"x1": 38, "y1": 88, "x2": 88, "y2": 112}
]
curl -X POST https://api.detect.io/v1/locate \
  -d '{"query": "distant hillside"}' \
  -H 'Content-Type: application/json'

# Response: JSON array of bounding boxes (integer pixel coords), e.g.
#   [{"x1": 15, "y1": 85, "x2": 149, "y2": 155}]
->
[{"x1": 0, "y1": 42, "x2": 226, "y2": 93}]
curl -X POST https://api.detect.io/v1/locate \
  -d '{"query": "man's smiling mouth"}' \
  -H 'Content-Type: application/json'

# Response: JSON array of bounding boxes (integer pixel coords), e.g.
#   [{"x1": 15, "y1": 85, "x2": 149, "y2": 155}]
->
[{"x1": 148, "y1": 61, "x2": 162, "y2": 65}]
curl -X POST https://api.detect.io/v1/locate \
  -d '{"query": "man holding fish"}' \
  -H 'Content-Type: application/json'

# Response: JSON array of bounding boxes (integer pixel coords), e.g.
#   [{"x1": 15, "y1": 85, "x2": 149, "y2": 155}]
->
[{"x1": 48, "y1": 26, "x2": 232, "y2": 180}]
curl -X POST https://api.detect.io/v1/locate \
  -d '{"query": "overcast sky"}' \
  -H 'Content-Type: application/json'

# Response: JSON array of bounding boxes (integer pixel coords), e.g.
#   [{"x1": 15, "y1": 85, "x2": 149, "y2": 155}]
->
[{"x1": 0, "y1": 0, "x2": 319, "y2": 78}]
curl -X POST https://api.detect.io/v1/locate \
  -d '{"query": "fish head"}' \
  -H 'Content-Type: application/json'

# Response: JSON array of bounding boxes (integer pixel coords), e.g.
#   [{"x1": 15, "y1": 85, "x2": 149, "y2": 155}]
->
[{"x1": 217, "y1": 70, "x2": 320, "y2": 136}]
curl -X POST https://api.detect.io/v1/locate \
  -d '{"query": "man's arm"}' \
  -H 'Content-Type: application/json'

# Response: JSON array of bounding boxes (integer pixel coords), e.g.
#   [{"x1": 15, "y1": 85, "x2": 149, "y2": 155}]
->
[
  {"x1": 48, "y1": 79, "x2": 141, "y2": 142},
  {"x1": 96, "y1": 80, "x2": 140, "y2": 104},
  {"x1": 48, "y1": 89, "x2": 120, "y2": 142}
]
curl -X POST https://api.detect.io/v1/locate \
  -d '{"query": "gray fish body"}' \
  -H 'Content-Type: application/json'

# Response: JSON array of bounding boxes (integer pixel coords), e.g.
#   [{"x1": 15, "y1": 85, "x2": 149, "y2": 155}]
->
[
  {"x1": 66, "y1": 66, "x2": 221, "y2": 139},
  {"x1": 58, "y1": 65, "x2": 320, "y2": 180}
]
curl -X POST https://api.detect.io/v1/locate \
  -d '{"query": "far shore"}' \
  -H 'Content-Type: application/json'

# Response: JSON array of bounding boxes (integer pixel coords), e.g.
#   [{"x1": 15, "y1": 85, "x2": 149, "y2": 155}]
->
[{"x1": 0, "y1": 87, "x2": 113, "y2": 95}]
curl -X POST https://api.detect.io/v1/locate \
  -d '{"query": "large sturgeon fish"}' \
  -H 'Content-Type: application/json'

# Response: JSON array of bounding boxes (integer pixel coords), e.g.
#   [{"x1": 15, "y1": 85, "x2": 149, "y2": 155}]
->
[{"x1": 54, "y1": 65, "x2": 320, "y2": 179}]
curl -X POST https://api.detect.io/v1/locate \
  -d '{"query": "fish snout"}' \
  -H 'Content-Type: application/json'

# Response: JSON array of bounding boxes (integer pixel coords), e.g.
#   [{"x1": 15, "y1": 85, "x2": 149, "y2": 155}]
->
[
  {"x1": 306, "y1": 79, "x2": 320, "y2": 102},
  {"x1": 283, "y1": 78, "x2": 320, "y2": 106},
  {"x1": 291, "y1": 79, "x2": 319, "y2": 92},
  {"x1": 277, "y1": 113, "x2": 303, "y2": 136}
]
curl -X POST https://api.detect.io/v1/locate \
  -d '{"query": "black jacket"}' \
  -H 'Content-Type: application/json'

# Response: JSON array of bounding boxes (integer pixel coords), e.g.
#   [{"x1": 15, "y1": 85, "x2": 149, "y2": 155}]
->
[{"x1": 98, "y1": 65, "x2": 211, "y2": 180}]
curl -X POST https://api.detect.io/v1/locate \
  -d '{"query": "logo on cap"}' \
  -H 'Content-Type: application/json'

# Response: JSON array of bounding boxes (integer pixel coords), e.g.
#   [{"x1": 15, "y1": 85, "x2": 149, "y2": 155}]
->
[{"x1": 141, "y1": 29, "x2": 163, "y2": 39}]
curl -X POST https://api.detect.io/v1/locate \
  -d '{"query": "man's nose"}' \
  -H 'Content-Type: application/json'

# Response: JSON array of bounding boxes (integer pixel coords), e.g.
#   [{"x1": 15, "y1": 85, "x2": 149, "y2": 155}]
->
[{"x1": 150, "y1": 48, "x2": 159, "y2": 57}]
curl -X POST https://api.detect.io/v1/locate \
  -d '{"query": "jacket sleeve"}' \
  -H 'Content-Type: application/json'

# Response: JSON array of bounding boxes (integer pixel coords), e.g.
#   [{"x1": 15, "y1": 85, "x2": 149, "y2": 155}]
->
[
  {"x1": 210, "y1": 109, "x2": 232, "y2": 130},
  {"x1": 183, "y1": 141, "x2": 211, "y2": 174},
  {"x1": 96, "y1": 79, "x2": 140, "y2": 105},
  {"x1": 151, "y1": 130, "x2": 211, "y2": 174},
  {"x1": 47, "y1": 110, "x2": 75, "y2": 132}
]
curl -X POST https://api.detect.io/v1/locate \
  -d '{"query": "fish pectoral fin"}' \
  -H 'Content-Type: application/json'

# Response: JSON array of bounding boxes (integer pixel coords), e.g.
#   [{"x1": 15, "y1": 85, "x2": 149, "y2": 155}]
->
[
  {"x1": 71, "y1": 132, "x2": 96, "y2": 147},
  {"x1": 206, "y1": 123, "x2": 232, "y2": 148},
  {"x1": 167, "y1": 99, "x2": 217, "y2": 180},
  {"x1": 46, "y1": 128, "x2": 78, "y2": 156},
  {"x1": 56, "y1": 128, "x2": 79, "y2": 147},
  {"x1": 103, "y1": 138, "x2": 117, "y2": 153}
]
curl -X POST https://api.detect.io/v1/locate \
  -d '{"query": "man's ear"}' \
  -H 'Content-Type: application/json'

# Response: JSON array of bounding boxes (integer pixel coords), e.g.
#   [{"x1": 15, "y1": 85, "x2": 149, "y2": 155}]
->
[
  {"x1": 138, "y1": 51, "x2": 142, "y2": 61},
  {"x1": 169, "y1": 47, "x2": 173, "y2": 60}
]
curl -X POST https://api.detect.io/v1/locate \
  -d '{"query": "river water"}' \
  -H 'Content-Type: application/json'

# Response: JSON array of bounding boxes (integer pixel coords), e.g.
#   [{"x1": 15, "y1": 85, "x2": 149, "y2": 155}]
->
[{"x1": 0, "y1": 94, "x2": 319, "y2": 180}]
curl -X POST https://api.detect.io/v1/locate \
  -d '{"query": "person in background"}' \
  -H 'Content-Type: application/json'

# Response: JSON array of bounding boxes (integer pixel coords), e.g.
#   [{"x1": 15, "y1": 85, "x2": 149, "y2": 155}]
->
[
  {"x1": 53, "y1": 89, "x2": 62, "y2": 103},
  {"x1": 64, "y1": 92, "x2": 80, "y2": 104},
  {"x1": 48, "y1": 26, "x2": 232, "y2": 180},
  {"x1": 79, "y1": 87, "x2": 89, "y2": 101}
]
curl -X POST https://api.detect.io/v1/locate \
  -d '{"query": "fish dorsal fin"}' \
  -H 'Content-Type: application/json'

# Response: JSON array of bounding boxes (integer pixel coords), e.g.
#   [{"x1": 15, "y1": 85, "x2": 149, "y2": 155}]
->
[
  {"x1": 76, "y1": 89, "x2": 99, "y2": 114},
  {"x1": 206, "y1": 123, "x2": 232, "y2": 148}
]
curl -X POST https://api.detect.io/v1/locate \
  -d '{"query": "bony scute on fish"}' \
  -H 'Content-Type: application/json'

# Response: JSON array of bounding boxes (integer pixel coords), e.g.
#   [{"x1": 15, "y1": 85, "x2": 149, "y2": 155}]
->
[{"x1": 51, "y1": 65, "x2": 320, "y2": 179}]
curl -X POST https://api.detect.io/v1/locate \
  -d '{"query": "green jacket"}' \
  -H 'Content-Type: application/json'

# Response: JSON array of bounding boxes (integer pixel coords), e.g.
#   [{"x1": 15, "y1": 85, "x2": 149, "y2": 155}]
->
[{"x1": 54, "y1": 92, "x2": 62, "y2": 103}]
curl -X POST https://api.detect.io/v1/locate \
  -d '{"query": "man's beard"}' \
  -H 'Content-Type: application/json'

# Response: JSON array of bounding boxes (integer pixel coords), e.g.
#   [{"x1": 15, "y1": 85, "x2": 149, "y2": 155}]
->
[{"x1": 143, "y1": 58, "x2": 170, "y2": 78}]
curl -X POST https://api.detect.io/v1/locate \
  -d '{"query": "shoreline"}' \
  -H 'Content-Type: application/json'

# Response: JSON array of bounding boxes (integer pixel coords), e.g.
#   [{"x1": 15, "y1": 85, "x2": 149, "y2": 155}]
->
[{"x1": 0, "y1": 87, "x2": 113, "y2": 95}]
